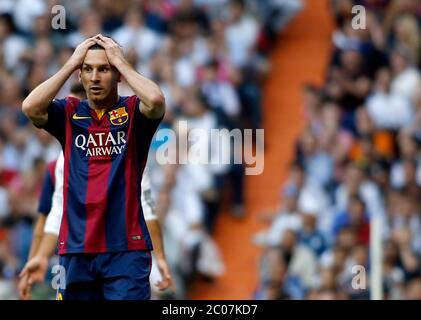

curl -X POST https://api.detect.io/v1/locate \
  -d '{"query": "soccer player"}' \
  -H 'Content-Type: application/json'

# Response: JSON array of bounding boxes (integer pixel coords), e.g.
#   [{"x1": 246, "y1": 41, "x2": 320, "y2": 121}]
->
[
  {"x1": 21, "y1": 34, "x2": 166, "y2": 299},
  {"x1": 19, "y1": 152, "x2": 173, "y2": 299}
]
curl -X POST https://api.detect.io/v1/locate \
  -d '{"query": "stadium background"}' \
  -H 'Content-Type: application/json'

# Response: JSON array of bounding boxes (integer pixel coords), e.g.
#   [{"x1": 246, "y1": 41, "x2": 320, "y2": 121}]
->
[{"x1": 0, "y1": 0, "x2": 421, "y2": 300}]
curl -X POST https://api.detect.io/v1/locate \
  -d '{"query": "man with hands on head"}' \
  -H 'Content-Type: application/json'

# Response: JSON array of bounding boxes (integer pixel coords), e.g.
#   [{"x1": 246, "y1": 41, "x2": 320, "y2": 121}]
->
[{"x1": 22, "y1": 34, "x2": 166, "y2": 300}]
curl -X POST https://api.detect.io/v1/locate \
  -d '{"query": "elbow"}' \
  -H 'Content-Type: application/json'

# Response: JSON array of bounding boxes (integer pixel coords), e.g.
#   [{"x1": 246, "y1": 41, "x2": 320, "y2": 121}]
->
[
  {"x1": 150, "y1": 93, "x2": 166, "y2": 110},
  {"x1": 22, "y1": 99, "x2": 37, "y2": 118},
  {"x1": 22, "y1": 99, "x2": 47, "y2": 125},
  {"x1": 21, "y1": 99, "x2": 31, "y2": 116},
  {"x1": 141, "y1": 91, "x2": 166, "y2": 119}
]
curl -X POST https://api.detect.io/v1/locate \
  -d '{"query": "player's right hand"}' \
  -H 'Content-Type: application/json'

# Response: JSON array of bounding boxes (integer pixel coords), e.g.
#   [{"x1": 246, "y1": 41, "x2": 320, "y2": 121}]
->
[
  {"x1": 155, "y1": 257, "x2": 175, "y2": 292},
  {"x1": 18, "y1": 273, "x2": 32, "y2": 300},
  {"x1": 19, "y1": 255, "x2": 49, "y2": 285},
  {"x1": 66, "y1": 37, "x2": 97, "y2": 70}
]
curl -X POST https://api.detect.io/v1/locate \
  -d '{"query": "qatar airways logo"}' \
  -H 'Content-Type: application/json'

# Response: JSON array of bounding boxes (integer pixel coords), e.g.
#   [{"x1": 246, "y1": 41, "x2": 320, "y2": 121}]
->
[{"x1": 74, "y1": 131, "x2": 127, "y2": 157}]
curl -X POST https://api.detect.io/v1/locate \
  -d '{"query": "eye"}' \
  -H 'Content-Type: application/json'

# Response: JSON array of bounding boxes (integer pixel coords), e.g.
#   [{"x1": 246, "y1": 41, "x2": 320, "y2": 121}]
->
[
  {"x1": 100, "y1": 67, "x2": 109, "y2": 72},
  {"x1": 83, "y1": 66, "x2": 92, "y2": 72}
]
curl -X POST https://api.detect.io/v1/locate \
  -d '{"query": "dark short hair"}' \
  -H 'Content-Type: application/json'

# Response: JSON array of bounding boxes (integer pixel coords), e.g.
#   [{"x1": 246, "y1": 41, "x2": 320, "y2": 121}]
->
[{"x1": 83, "y1": 37, "x2": 121, "y2": 72}]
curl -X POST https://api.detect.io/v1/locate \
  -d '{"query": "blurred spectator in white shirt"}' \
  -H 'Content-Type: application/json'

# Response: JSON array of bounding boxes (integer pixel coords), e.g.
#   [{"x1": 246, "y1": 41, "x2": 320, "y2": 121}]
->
[
  {"x1": 200, "y1": 59, "x2": 240, "y2": 117},
  {"x1": 12, "y1": 0, "x2": 46, "y2": 33},
  {"x1": 297, "y1": 128, "x2": 334, "y2": 189},
  {"x1": 224, "y1": 0, "x2": 259, "y2": 67},
  {"x1": 366, "y1": 67, "x2": 414, "y2": 130},
  {"x1": 389, "y1": 191, "x2": 421, "y2": 254},
  {"x1": 334, "y1": 162, "x2": 386, "y2": 221},
  {"x1": 390, "y1": 14, "x2": 420, "y2": 66},
  {"x1": 390, "y1": 47, "x2": 421, "y2": 104},
  {"x1": 0, "y1": 14, "x2": 27, "y2": 78},
  {"x1": 279, "y1": 229, "x2": 318, "y2": 288},
  {"x1": 253, "y1": 183, "x2": 302, "y2": 247},
  {"x1": 66, "y1": 10, "x2": 103, "y2": 48},
  {"x1": 112, "y1": 7, "x2": 164, "y2": 70}
]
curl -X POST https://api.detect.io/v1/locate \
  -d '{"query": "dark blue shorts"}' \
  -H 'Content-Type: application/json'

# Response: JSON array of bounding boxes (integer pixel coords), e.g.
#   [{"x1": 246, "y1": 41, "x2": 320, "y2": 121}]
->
[{"x1": 57, "y1": 250, "x2": 152, "y2": 300}]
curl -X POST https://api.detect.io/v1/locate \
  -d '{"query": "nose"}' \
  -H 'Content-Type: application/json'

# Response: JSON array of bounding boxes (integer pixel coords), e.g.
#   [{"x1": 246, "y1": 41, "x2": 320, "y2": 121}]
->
[{"x1": 90, "y1": 69, "x2": 100, "y2": 82}]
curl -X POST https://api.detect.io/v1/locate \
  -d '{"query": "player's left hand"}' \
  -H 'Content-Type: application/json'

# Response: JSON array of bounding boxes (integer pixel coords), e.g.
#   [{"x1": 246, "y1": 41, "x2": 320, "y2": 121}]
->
[
  {"x1": 19, "y1": 255, "x2": 49, "y2": 285},
  {"x1": 155, "y1": 257, "x2": 174, "y2": 292},
  {"x1": 93, "y1": 34, "x2": 126, "y2": 68},
  {"x1": 17, "y1": 273, "x2": 32, "y2": 300}
]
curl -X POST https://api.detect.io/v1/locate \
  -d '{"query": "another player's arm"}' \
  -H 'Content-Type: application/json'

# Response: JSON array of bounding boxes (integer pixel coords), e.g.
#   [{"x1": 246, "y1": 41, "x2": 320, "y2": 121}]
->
[
  {"x1": 22, "y1": 38, "x2": 96, "y2": 126},
  {"x1": 20, "y1": 209, "x2": 62, "y2": 284},
  {"x1": 146, "y1": 218, "x2": 173, "y2": 291},
  {"x1": 19, "y1": 207, "x2": 61, "y2": 285},
  {"x1": 18, "y1": 214, "x2": 47, "y2": 299},
  {"x1": 35, "y1": 233, "x2": 59, "y2": 259},
  {"x1": 141, "y1": 173, "x2": 173, "y2": 291},
  {"x1": 27, "y1": 215, "x2": 47, "y2": 259},
  {"x1": 93, "y1": 35, "x2": 165, "y2": 119},
  {"x1": 19, "y1": 233, "x2": 58, "y2": 285},
  {"x1": 19, "y1": 154, "x2": 64, "y2": 286},
  {"x1": 147, "y1": 219, "x2": 165, "y2": 261},
  {"x1": 28, "y1": 164, "x2": 57, "y2": 259},
  {"x1": 19, "y1": 227, "x2": 58, "y2": 297}
]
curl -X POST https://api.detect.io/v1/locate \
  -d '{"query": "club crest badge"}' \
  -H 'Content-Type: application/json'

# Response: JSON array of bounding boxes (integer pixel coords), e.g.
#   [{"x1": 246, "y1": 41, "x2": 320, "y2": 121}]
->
[{"x1": 109, "y1": 107, "x2": 128, "y2": 125}]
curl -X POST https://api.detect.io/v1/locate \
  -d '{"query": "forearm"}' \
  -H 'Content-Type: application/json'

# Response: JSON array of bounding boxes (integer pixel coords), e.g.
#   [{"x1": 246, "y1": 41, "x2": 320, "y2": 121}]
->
[
  {"x1": 147, "y1": 219, "x2": 166, "y2": 260},
  {"x1": 22, "y1": 63, "x2": 76, "y2": 125},
  {"x1": 115, "y1": 60, "x2": 165, "y2": 118},
  {"x1": 28, "y1": 235, "x2": 42, "y2": 259},
  {"x1": 28, "y1": 216, "x2": 47, "y2": 259},
  {"x1": 36, "y1": 233, "x2": 59, "y2": 258}
]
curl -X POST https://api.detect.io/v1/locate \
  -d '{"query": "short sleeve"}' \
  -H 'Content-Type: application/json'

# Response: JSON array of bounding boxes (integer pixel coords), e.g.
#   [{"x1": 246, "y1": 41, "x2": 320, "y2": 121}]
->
[
  {"x1": 44, "y1": 152, "x2": 64, "y2": 235},
  {"x1": 141, "y1": 170, "x2": 157, "y2": 221},
  {"x1": 39, "y1": 98, "x2": 67, "y2": 146},
  {"x1": 135, "y1": 98, "x2": 164, "y2": 138},
  {"x1": 134, "y1": 97, "x2": 164, "y2": 156},
  {"x1": 37, "y1": 169, "x2": 55, "y2": 215}
]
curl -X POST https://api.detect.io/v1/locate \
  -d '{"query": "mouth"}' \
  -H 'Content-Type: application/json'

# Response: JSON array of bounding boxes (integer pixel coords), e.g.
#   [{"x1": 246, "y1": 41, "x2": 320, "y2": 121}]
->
[{"x1": 90, "y1": 87, "x2": 102, "y2": 94}]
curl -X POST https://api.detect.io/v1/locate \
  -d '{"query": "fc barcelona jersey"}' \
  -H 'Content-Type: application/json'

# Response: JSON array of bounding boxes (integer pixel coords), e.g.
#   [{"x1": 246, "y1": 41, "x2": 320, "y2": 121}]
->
[{"x1": 41, "y1": 95, "x2": 162, "y2": 255}]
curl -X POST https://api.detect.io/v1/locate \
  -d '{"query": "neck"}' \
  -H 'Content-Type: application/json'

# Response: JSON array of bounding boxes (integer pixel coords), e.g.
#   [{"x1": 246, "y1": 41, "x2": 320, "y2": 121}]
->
[{"x1": 88, "y1": 91, "x2": 119, "y2": 111}]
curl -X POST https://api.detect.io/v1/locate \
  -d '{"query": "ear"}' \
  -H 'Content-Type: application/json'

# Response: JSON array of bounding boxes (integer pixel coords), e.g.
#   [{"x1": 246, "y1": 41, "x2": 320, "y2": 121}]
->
[
  {"x1": 78, "y1": 70, "x2": 81, "y2": 82},
  {"x1": 118, "y1": 72, "x2": 121, "y2": 83}
]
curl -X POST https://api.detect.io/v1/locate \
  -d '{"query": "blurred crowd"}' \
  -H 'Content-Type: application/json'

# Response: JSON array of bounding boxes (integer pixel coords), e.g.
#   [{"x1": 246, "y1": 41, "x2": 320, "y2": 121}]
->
[
  {"x1": 0, "y1": 0, "x2": 303, "y2": 299},
  {"x1": 253, "y1": 0, "x2": 421, "y2": 300}
]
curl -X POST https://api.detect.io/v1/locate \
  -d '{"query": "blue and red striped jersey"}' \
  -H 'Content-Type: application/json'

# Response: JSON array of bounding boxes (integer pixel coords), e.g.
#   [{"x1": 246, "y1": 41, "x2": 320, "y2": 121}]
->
[
  {"x1": 41, "y1": 95, "x2": 162, "y2": 254},
  {"x1": 37, "y1": 160, "x2": 57, "y2": 215}
]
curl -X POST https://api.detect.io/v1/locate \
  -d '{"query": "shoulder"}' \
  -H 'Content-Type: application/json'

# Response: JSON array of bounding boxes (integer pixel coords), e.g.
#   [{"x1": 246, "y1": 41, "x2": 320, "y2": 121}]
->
[
  {"x1": 51, "y1": 96, "x2": 81, "y2": 110},
  {"x1": 121, "y1": 95, "x2": 139, "y2": 110},
  {"x1": 66, "y1": 96, "x2": 82, "y2": 109}
]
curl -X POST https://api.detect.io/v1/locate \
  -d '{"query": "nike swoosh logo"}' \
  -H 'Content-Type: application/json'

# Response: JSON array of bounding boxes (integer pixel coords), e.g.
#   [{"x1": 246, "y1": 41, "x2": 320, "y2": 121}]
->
[{"x1": 72, "y1": 114, "x2": 91, "y2": 120}]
